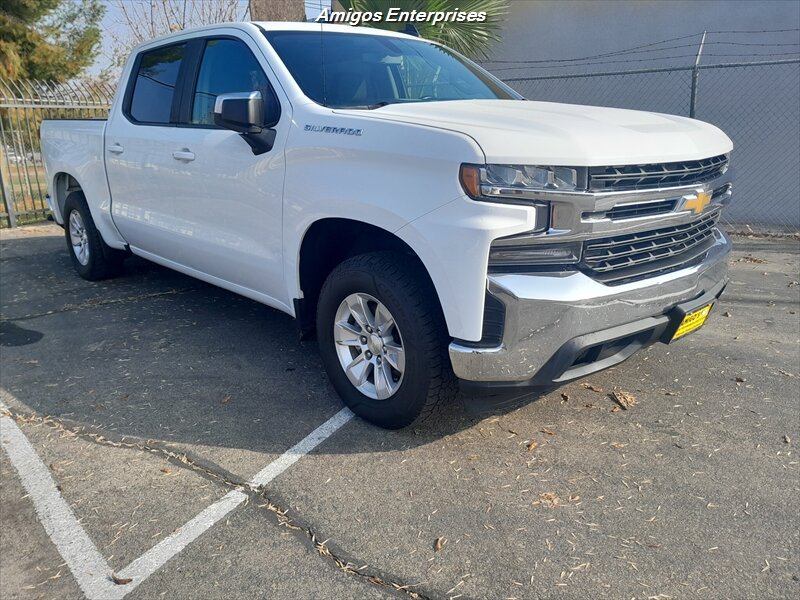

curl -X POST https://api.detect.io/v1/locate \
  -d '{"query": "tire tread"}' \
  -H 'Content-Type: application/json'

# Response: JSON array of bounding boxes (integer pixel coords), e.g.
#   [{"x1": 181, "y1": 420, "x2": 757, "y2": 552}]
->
[{"x1": 318, "y1": 251, "x2": 457, "y2": 428}]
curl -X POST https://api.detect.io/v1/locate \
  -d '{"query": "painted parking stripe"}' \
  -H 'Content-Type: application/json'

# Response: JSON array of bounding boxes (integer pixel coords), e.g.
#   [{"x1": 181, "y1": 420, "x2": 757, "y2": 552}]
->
[
  {"x1": 116, "y1": 489, "x2": 248, "y2": 587},
  {"x1": 0, "y1": 396, "x2": 121, "y2": 599},
  {"x1": 1, "y1": 389, "x2": 353, "y2": 598},
  {"x1": 248, "y1": 407, "x2": 354, "y2": 487},
  {"x1": 116, "y1": 407, "x2": 354, "y2": 589}
]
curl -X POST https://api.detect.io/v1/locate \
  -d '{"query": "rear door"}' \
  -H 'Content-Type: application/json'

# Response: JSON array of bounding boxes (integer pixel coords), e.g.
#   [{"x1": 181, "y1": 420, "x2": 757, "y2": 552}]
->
[
  {"x1": 105, "y1": 41, "x2": 190, "y2": 259},
  {"x1": 106, "y1": 32, "x2": 290, "y2": 309}
]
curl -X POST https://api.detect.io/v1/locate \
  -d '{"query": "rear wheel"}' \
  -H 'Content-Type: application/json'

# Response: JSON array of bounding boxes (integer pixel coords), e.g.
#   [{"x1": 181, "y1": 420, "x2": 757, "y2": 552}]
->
[
  {"x1": 63, "y1": 192, "x2": 125, "y2": 281},
  {"x1": 317, "y1": 252, "x2": 457, "y2": 429}
]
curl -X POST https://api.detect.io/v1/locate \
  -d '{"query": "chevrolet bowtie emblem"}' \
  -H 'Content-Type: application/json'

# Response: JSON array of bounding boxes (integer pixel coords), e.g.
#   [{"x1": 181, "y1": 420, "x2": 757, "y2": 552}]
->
[{"x1": 684, "y1": 190, "x2": 712, "y2": 215}]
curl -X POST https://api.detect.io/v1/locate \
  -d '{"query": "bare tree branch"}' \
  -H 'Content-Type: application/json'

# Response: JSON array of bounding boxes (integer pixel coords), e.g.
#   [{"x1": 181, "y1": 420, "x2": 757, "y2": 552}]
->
[{"x1": 105, "y1": 0, "x2": 246, "y2": 71}]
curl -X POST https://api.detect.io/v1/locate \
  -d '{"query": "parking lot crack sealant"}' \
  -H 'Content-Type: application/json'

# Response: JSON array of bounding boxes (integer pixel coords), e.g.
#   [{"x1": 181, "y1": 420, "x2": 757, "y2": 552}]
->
[{"x1": 1, "y1": 401, "x2": 435, "y2": 600}]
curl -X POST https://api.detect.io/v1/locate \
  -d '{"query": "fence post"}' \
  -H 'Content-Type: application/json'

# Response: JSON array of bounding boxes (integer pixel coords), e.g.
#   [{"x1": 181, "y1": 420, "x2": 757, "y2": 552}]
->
[
  {"x1": 0, "y1": 118, "x2": 18, "y2": 227},
  {"x1": 689, "y1": 31, "x2": 707, "y2": 118},
  {"x1": 0, "y1": 168, "x2": 17, "y2": 228}
]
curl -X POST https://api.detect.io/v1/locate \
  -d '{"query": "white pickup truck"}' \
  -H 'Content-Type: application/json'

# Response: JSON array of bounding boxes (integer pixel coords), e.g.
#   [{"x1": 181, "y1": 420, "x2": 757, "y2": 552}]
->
[{"x1": 41, "y1": 22, "x2": 733, "y2": 428}]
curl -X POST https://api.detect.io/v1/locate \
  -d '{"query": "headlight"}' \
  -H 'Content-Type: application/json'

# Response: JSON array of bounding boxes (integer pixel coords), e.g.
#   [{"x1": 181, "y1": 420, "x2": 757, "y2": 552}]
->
[
  {"x1": 485, "y1": 164, "x2": 578, "y2": 191},
  {"x1": 460, "y1": 163, "x2": 580, "y2": 201},
  {"x1": 461, "y1": 164, "x2": 575, "y2": 233}
]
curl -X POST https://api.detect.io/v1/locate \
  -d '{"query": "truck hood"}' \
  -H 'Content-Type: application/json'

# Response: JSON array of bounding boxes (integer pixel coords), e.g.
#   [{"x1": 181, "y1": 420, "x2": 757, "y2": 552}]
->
[{"x1": 344, "y1": 99, "x2": 733, "y2": 166}]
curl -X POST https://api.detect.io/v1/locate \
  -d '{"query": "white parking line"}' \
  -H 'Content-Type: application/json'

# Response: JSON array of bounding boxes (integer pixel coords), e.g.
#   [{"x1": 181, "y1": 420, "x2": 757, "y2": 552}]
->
[
  {"x1": 248, "y1": 407, "x2": 354, "y2": 487},
  {"x1": 0, "y1": 389, "x2": 353, "y2": 598},
  {"x1": 0, "y1": 396, "x2": 120, "y2": 599},
  {"x1": 115, "y1": 407, "x2": 354, "y2": 590},
  {"x1": 116, "y1": 489, "x2": 248, "y2": 588}
]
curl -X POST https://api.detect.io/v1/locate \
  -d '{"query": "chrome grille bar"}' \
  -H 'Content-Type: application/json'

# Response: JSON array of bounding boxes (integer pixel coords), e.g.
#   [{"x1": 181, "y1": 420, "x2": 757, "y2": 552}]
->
[
  {"x1": 589, "y1": 154, "x2": 728, "y2": 191},
  {"x1": 594, "y1": 198, "x2": 678, "y2": 221}
]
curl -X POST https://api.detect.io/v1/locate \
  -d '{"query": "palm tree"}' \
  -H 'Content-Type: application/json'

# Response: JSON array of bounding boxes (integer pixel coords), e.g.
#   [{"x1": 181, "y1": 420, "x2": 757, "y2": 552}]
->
[
  {"x1": 336, "y1": 0, "x2": 509, "y2": 60},
  {"x1": 249, "y1": 0, "x2": 306, "y2": 22}
]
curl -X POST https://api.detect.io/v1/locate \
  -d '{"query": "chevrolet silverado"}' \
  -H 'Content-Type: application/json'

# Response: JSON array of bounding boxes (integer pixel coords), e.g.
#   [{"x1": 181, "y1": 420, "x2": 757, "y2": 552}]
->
[{"x1": 40, "y1": 22, "x2": 733, "y2": 428}]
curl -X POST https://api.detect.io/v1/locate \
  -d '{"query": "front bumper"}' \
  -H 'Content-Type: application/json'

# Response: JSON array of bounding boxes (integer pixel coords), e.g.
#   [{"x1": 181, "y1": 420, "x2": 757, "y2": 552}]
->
[{"x1": 449, "y1": 228, "x2": 731, "y2": 387}]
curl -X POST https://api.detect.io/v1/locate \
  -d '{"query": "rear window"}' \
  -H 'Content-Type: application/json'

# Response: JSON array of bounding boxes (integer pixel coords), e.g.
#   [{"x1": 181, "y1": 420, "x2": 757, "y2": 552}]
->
[{"x1": 129, "y1": 43, "x2": 186, "y2": 124}]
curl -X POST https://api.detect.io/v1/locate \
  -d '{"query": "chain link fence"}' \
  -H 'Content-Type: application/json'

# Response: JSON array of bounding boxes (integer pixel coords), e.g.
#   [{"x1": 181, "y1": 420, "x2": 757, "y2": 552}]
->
[
  {"x1": 2, "y1": 58, "x2": 799, "y2": 232},
  {"x1": 501, "y1": 59, "x2": 800, "y2": 233}
]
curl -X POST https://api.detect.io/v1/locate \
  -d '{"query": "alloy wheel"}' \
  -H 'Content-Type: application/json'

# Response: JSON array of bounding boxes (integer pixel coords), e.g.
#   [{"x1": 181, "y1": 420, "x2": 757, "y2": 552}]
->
[{"x1": 333, "y1": 292, "x2": 405, "y2": 400}]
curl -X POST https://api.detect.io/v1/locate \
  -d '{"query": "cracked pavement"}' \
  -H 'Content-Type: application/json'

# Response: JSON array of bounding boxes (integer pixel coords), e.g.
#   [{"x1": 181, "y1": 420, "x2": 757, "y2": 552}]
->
[{"x1": 1, "y1": 224, "x2": 798, "y2": 599}]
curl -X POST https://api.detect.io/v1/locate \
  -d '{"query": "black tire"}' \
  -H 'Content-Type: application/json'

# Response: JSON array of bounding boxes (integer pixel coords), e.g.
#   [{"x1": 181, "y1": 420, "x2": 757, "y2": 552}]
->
[
  {"x1": 317, "y1": 251, "x2": 457, "y2": 429},
  {"x1": 63, "y1": 192, "x2": 125, "y2": 281}
]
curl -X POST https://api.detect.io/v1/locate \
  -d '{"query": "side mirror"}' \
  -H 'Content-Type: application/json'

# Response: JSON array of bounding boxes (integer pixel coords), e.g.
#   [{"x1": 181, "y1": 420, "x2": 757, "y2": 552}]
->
[
  {"x1": 213, "y1": 91, "x2": 281, "y2": 155},
  {"x1": 214, "y1": 91, "x2": 264, "y2": 133}
]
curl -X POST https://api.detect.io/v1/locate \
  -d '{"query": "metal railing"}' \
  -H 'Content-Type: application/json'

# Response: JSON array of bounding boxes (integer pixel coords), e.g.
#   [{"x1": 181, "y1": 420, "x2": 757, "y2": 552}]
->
[
  {"x1": 0, "y1": 79, "x2": 114, "y2": 227},
  {"x1": 1, "y1": 57, "x2": 798, "y2": 232}
]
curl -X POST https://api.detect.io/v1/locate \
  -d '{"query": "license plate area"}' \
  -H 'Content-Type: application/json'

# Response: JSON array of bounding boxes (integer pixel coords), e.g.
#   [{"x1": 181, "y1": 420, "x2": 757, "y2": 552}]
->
[{"x1": 670, "y1": 303, "x2": 713, "y2": 341}]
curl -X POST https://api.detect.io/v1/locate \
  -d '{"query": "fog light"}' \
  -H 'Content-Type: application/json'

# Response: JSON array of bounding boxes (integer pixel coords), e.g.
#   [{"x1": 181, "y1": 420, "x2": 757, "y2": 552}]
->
[{"x1": 488, "y1": 242, "x2": 582, "y2": 270}]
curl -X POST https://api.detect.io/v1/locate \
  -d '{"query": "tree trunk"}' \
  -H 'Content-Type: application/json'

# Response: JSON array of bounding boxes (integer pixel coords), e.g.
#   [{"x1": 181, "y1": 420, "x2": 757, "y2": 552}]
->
[{"x1": 249, "y1": 0, "x2": 306, "y2": 21}]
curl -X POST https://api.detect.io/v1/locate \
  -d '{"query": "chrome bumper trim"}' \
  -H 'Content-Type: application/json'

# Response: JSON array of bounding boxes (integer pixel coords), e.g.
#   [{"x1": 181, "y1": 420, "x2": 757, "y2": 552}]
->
[{"x1": 449, "y1": 230, "x2": 732, "y2": 383}]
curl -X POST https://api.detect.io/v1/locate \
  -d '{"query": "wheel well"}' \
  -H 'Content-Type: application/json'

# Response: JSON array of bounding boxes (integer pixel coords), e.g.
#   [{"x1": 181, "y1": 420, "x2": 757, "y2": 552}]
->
[
  {"x1": 296, "y1": 218, "x2": 439, "y2": 339},
  {"x1": 53, "y1": 173, "x2": 82, "y2": 220}
]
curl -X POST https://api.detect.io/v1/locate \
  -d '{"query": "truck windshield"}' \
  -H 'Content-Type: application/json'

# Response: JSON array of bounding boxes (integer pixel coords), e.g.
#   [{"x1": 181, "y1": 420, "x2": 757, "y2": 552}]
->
[{"x1": 263, "y1": 30, "x2": 521, "y2": 108}]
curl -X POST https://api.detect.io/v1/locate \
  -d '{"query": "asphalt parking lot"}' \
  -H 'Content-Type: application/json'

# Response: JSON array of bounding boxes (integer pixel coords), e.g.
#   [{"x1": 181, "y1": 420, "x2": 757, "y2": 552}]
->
[{"x1": 1, "y1": 223, "x2": 798, "y2": 600}]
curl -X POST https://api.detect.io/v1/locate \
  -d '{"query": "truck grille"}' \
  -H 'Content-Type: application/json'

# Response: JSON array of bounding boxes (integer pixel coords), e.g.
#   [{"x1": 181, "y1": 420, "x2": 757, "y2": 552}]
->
[
  {"x1": 581, "y1": 211, "x2": 720, "y2": 285},
  {"x1": 589, "y1": 154, "x2": 728, "y2": 191}
]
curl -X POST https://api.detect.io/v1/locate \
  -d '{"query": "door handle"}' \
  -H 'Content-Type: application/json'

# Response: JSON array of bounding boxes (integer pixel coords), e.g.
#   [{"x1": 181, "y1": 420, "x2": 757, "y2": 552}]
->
[
  {"x1": 107, "y1": 143, "x2": 124, "y2": 154},
  {"x1": 172, "y1": 150, "x2": 195, "y2": 162}
]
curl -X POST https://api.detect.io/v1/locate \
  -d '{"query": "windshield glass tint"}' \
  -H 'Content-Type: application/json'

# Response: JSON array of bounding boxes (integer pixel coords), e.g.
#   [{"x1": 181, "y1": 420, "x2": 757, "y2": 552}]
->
[{"x1": 264, "y1": 31, "x2": 520, "y2": 108}]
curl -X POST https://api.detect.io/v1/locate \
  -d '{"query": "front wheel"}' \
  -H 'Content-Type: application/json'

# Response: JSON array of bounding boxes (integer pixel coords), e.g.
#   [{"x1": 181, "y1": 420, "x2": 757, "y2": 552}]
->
[{"x1": 317, "y1": 252, "x2": 457, "y2": 429}]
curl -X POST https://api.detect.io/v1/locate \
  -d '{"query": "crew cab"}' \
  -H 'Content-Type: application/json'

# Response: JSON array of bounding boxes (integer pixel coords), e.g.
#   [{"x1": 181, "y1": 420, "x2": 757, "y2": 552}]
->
[{"x1": 40, "y1": 22, "x2": 733, "y2": 428}]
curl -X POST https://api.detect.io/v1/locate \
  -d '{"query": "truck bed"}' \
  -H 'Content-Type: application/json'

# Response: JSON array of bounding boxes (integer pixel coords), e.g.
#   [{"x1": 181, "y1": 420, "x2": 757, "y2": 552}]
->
[{"x1": 39, "y1": 119, "x2": 108, "y2": 226}]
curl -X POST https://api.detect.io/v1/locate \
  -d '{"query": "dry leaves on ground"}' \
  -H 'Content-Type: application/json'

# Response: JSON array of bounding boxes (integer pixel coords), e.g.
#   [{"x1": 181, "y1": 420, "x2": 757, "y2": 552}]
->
[
  {"x1": 610, "y1": 390, "x2": 637, "y2": 410},
  {"x1": 111, "y1": 573, "x2": 132, "y2": 585},
  {"x1": 536, "y1": 492, "x2": 560, "y2": 508},
  {"x1": 433, "y1": 537, "x2": 445, "y2": 552},
  {"x1": 734, "y1": 255, "x2": 767, "y2": 264},
  {"x1": 581, "y1": 382, "x2": 603, "y2": 393}
]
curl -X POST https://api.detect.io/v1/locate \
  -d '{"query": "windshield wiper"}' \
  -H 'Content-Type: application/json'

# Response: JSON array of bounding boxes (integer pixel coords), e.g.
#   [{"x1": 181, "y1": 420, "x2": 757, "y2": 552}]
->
[{"x1": 335, "y1": 101, "x2": 395, "y2": 110}]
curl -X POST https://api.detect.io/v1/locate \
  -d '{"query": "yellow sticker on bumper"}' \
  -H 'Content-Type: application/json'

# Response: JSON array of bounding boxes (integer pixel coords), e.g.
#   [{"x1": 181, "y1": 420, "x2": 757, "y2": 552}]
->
[{"x1": 672, "y1": 303, "x2": 713, "y2": 340}]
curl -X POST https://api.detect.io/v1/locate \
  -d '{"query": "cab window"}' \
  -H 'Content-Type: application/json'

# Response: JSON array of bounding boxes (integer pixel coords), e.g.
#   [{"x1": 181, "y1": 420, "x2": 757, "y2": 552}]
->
[
  {"x1": 128, "y1": 43, "x2": 186, "y2": 124},
  {"x1": 190, "y1": 39, "x2": 271, "y2": 126}
]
